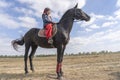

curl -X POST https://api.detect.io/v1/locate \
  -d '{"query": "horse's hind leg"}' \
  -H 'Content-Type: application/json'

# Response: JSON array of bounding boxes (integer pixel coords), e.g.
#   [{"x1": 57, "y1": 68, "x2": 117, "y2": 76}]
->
[
  {"x1": 24, "y1": 42, "x2": 30, "y2": 74},
  {"x1": 29, "y1": 44, "x2": 38, "y2": 72}
]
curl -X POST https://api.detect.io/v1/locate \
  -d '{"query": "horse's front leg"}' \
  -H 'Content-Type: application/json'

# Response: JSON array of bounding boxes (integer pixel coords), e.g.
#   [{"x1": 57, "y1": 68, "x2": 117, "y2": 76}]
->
[
  {"x1": 60, "y1": 45, "x2": 66, "y2": 77},
  {"x1": 56, "y1": 45, "x2": 66, "y2": 80}
]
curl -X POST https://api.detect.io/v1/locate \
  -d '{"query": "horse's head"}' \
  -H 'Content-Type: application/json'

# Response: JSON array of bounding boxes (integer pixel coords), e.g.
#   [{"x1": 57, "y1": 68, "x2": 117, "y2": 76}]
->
[{"x1": 73, "y1": 3, "x2": 90, "y2": 21}]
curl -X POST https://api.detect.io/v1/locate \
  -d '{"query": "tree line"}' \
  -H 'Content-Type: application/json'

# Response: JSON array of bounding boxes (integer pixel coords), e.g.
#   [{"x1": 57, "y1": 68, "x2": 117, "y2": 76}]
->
[{"x1": 0, "y1": 50, "x2": 120, "y2": 58}]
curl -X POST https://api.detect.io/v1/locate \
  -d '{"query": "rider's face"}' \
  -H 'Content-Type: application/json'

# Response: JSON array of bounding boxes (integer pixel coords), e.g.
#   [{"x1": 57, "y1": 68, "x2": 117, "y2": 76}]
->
[{"x1": 47, "y1": 10, "x2": 51, "y2": 15}]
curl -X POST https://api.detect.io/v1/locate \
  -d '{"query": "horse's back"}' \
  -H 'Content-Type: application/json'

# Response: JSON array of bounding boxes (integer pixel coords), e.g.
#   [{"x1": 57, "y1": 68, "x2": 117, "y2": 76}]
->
[
  {"x1": 24, "y1": 28, "x2": 40, "y2": 41},
  {"x1": 29, "y1": 28, "x2": 40, "y2": 33}
]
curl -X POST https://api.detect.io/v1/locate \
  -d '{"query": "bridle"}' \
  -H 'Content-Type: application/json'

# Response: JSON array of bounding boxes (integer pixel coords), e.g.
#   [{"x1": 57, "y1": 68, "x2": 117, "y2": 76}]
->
[
  {"x1": 59, "y1": 9, "x2": 82, "y2": 23},
  {"x1": 74, "y1": 8, "x2": 82, "y2": 22}
]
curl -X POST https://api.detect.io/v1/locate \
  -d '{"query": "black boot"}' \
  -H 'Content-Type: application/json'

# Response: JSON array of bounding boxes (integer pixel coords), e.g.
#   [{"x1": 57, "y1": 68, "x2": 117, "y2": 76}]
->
[
  {"x1": 48, "y1": 38, "x2": 53, "y2": 44},
  {"x1": 48, "y1": 38, "x2": 55, "y2": 47}
]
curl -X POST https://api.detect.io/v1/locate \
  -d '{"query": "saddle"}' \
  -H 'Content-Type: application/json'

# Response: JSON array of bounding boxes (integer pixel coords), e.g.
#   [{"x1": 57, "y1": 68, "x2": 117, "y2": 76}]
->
[{"x1": 38, "y1": 24, "x2": 57, "y2": 38}]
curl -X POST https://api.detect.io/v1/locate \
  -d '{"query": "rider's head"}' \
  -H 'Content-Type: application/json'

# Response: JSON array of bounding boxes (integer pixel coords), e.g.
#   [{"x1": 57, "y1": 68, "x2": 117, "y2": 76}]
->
[{"x1": 43, "y1": 8, "x2": 51, "y2": 15}]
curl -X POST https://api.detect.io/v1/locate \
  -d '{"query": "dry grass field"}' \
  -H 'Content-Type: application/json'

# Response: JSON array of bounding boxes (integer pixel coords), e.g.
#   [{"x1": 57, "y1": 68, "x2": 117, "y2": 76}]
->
[{"x1": 0, "y1": 53, "x2": 120, "y2": 80}]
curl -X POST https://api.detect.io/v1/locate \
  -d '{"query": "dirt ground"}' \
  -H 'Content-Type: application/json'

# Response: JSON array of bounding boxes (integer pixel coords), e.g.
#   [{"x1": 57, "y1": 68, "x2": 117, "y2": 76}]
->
[{"x1": 0, "y1": 53, "x2": 120, "y2": 80}]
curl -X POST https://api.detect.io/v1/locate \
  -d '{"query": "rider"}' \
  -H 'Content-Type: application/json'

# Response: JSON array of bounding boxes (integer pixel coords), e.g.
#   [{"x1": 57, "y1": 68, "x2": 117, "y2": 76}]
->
[{"x1": 42, "y1": 7, "x2": 54, "y2": 45}]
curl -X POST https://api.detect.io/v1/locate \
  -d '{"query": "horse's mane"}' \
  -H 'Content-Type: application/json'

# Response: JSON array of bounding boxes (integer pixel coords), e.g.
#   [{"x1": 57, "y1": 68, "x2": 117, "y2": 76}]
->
[{"x1": 59, "y1": 8, "x2": 74, "y2": 23}]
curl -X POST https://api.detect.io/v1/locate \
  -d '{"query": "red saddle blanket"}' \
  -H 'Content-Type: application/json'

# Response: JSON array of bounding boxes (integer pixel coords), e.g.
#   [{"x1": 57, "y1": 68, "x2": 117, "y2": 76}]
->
[{"x1": 38, "y1": 24, "x2": 57, "y2": 38}]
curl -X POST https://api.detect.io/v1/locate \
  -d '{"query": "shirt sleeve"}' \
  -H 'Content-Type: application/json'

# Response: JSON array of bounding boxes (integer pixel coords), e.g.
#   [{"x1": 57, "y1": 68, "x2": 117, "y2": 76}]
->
[{"x1": 42, "y1": 14, "x2": 53, "y2": 23}]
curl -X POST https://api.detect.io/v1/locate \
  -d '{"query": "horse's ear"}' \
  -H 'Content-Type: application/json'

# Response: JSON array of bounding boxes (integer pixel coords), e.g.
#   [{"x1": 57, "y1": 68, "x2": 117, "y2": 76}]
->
[{"x1": 74, "y1": 3, "x2": 78, "y2": 8}]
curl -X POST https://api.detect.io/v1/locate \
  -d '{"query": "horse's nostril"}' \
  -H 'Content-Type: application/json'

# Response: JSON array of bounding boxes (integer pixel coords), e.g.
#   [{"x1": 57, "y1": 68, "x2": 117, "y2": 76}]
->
[
  {"x1": 86, "y1": 16, "x2": 90, "y2": 21},
  {"x1": 85, "y1": 18, "x2": 90, "y2": 22}
]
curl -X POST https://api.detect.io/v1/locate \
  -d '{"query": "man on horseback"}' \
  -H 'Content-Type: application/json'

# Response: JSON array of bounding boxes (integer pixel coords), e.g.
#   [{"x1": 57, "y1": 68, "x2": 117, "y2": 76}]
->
[{"x1": 42, "y1": 8, "x2": 55, "y2": 44}]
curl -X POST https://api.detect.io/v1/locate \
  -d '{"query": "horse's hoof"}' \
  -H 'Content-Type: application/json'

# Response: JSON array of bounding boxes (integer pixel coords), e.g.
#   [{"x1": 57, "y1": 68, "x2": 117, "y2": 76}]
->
[
  {"x1": 61, "y1": 72, "x2": 64, "y2": 77},
  {"x1": 30, "y1": 68, "x2": 35, "y2": 72},
  {"x1": 32, "y1": 70, "x2": 35, "y2": 73},
  {"x1": 57, "y1": 77, "x2": 63, "y2": 80},
  {"x1": 25, "y1": 71, "x2": 29, "y2": 75}
]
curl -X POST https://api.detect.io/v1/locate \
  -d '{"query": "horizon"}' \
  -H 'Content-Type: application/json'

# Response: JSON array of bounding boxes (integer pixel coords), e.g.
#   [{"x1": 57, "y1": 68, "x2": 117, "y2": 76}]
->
[{"x1": 0, "y1": 50, "x2": 120, "y2": 56}]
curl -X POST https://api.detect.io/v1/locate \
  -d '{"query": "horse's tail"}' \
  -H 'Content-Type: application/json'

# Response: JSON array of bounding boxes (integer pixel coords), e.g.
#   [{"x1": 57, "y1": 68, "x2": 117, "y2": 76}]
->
[{"x1": 11, "y1": 36, "x2": 24, "y2": 51}]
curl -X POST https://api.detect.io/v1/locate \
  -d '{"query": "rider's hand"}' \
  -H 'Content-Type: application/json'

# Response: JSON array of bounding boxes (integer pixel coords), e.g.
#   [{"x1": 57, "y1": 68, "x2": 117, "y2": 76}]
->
[{"x1": 52, "y1": 22, "x2": 55, "y2": 24}]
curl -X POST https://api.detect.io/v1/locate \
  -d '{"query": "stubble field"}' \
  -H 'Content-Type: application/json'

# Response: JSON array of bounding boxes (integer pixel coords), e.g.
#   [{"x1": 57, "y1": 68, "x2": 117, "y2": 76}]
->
[{"x1": 0, "y1": 53, "x2": 120, "y2": 80}]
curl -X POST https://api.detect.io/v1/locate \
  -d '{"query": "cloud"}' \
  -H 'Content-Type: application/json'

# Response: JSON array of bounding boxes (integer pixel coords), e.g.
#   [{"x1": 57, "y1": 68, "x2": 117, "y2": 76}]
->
[
  {"x1": 71, "y1": 0, "x2": 120, "y2": 52},
  {"x1": 114, "y1": 0, "x2": 120, "y2": 20},
  {"x1": 0, "y1": 33, "x2": 19, "y2": 55},
  {"x1": 0, "y1": 1, "x2": 20, "y2": 29},
  {"x1": 69, "y1": 37, "x2": 89, "y2": 45},
  {"x1": 66, "y1": 29, "x2": 120, "y2": 52},
  {"x1": 0, "y1": 13, "x2": 19, "y2": 29},
  {"x1": 102, "y1": 21, "x2": 118, "y2": 27},
  {"x1": 0, "y1": 0, "x2": 86, "y2": 30},
  {"x1": 0, "y1": 0, "x2": 11, "y2": 8},
  {"x1": 0, "y1": 0, "x2": 87, "y2": 55},
  {"x1": 114, "y1": 9, "x2": 120, "y2": 20},
  {"x1": 80, "y1": 16, "x2": 96, "y2": 27},
  {"x1": 17, "y1": 0, "x2": 86, "y2": 18},
  {"x1": 89, "y1": 24, "x2": 100, "y2": 29},
  {"x1": 90, "y1": 13, "x2": 105, "y2": 20},
  {"x1": 85, "y1": 28, "x2": 92, "y2": 32},
  {"x1": 101, "y1": 31, "x2": 120, "y2": 42},
  {"x1": 0, "y1": 12, "x2": 38, "y2": 29},
  {"x1": 1, "y1": 0, "x2": 120, "y2": 55},
  {"x1": 14, "y1": 7, "x2": 34, "y2": 16},
  {"x1": 71, "y1": 2, "x2": 120, "y2": 52},
  {"x1": 79, "y1": 11, "x2": 120, "y2": 32},
  {"x1": 116, "y1": 0, "x2": 120, "y2": 7},
  {"x1": 80, "y1": 13, "x2": 105, "y2": 28},
  {"x1": 18, "y1": 16, "x2": 38, "y2": 28}
]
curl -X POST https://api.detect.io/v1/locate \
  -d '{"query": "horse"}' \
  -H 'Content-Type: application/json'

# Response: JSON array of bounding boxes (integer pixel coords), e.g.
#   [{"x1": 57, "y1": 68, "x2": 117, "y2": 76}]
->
[{"x1": 12, "y1": 3, "x2": 90, "y2": 80}]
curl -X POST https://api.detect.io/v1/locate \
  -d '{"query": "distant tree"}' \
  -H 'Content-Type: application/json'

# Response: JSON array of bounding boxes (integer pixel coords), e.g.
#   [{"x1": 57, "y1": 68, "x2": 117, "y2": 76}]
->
[
  {"x1": 82, "y1": 52, "x2": 86, "y2": 54},
  {"x1": 91, "y1": 52, "x2": 97, "y2": 55},
  {"x1": 78, "y1": 52, "x2": 82, "y2": 55},
  {"x1": 86, "y1": 52, "x2": 90, "y2": 55},
  {"x1": 105, "y1": 50, "x2": 108, "y2": 54}
]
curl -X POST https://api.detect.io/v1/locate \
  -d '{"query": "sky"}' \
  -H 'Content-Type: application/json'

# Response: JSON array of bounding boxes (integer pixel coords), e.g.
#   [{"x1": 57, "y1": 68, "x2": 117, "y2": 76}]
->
[{"x1": 0, "y1": 0, "x2": 120, "y2": 55}]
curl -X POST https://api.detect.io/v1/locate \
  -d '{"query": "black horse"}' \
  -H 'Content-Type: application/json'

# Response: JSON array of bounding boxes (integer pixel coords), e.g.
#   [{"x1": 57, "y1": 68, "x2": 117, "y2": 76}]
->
[{"x1": 12, "y1": 4, "x2": 90, "y2": 80}]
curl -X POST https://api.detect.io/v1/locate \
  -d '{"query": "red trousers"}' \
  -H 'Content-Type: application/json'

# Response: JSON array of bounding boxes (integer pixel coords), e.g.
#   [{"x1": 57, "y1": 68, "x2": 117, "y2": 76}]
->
[{"x1": 45, "y1": 23, "x2": 53, "y2": 39}]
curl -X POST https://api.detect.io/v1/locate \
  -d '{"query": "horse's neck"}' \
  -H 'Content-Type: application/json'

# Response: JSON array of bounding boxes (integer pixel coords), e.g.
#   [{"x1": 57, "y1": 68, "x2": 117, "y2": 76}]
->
[{"x1": 59, "y1": 18, "x2": 74, "y2": 34}]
